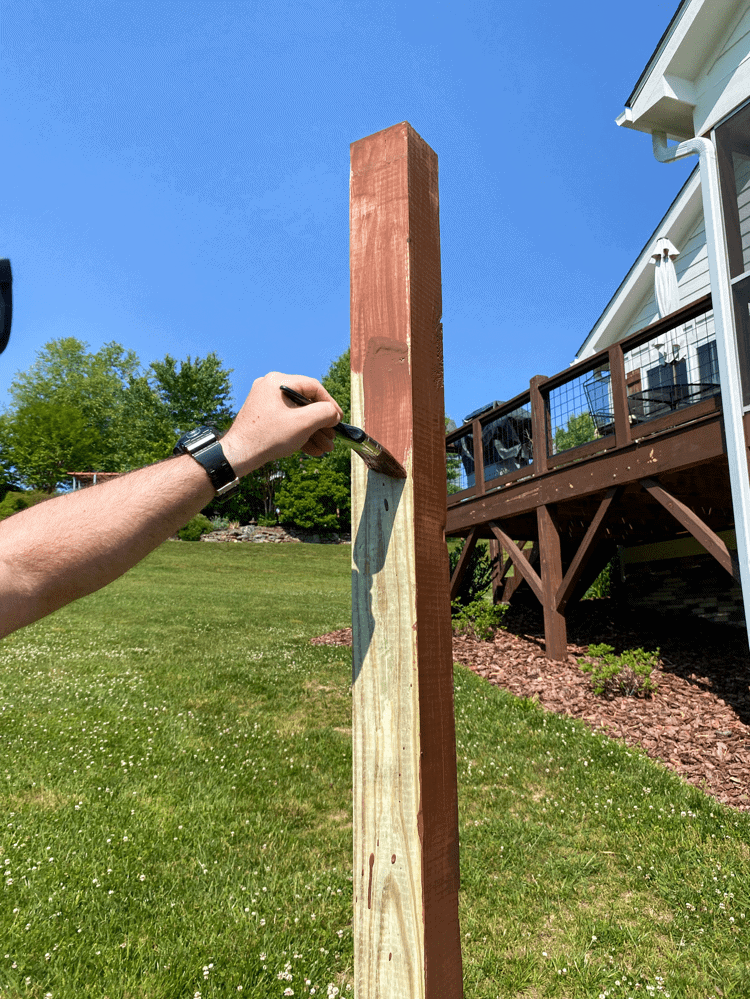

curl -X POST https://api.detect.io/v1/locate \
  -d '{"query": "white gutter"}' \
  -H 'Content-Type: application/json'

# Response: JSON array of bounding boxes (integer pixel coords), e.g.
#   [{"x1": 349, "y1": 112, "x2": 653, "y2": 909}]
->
[{"x1": 653, "y1": 132, "x2": 750, "y2": 639}]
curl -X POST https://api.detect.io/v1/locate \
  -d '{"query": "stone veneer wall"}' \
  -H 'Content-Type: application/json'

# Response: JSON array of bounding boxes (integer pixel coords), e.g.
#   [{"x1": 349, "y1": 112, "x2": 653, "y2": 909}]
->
[{"x1": 622, "y1": 550, "x2": 745, "y2": 627}]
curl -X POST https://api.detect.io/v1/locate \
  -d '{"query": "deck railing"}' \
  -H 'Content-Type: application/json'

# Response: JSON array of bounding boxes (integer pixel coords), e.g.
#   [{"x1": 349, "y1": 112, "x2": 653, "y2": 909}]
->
[{"x1": 446, "y1": 294, "x2": 720, "y2": 507}]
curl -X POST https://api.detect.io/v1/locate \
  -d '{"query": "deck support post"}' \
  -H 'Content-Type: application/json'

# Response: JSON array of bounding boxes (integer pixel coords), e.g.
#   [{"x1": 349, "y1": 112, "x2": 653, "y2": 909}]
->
[
  {"x1": 350, "y1": 122, "x2": 463, "y2": 1000},
  {"x1": 489, "y1": 538, "x2": 504, "y2": 604},
  {"x1": 536, "y1": 503, "x2": 568, "y2": 661}
]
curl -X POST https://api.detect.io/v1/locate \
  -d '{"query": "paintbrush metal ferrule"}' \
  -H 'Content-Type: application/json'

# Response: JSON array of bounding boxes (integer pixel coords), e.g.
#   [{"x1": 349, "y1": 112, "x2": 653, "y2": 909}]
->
[{"x1": 279, "y1": 384, "x2": 407, "y2": 479}]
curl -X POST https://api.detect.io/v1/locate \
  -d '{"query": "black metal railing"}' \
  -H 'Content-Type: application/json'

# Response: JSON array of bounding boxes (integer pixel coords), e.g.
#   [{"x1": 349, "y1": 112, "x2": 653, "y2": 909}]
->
[{"x1": 446, "y1": 294, "x2": 720, "y2": 507}]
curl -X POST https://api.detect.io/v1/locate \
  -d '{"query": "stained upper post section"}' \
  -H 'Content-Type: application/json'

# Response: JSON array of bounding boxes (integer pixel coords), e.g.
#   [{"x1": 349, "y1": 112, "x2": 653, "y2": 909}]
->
[{"x1": 350, "y1": 122, "x2": 442, "y2": 473}]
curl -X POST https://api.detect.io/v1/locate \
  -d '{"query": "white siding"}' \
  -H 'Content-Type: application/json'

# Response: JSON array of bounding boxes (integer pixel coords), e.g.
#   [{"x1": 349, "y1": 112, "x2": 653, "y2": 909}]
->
[
  {"x1": 693, "y1": 3, "x2": 750, "y2": 135},
  {"x1": 617, "y1": 211, "x2": 711, "y2": 343},
  {"x1": 732, "y1": 150, "x2": 750, "y2": 273}
]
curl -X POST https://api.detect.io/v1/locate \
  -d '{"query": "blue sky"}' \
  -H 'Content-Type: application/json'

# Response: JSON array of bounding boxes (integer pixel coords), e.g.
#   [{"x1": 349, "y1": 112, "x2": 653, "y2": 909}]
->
[{"x1": 0, "y1": 0, "x2": 693, "y2": 427}]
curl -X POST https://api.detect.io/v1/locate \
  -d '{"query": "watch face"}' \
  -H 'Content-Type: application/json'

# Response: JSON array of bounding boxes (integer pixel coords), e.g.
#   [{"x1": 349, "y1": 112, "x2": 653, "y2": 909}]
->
[{"x1": 175, "y1": 426, "x2": 215, "y2": 453}]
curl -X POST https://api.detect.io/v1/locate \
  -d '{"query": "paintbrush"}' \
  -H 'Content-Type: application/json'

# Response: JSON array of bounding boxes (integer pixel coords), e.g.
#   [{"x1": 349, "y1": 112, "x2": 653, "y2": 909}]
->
[{"x1": 280, "y1": 384, "x2": 407, "y2": 479}]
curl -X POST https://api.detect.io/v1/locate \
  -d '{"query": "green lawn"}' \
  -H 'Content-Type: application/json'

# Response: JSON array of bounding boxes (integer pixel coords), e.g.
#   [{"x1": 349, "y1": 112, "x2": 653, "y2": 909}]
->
[{"x1": 0, "y1": 542, "x2": 749, "y2": 999}]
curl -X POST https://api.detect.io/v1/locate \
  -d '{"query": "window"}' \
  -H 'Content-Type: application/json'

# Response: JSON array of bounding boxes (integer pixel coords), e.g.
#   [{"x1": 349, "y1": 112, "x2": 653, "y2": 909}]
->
[{"x1": 697, "y1": 340, "x2": 720, "y2": 387}]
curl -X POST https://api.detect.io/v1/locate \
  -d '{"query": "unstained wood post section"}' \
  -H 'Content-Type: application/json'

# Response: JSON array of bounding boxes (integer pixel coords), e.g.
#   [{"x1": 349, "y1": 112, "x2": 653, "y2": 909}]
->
[{"x1": 350, "y1": 123, "x2": 463, "y2": 999}]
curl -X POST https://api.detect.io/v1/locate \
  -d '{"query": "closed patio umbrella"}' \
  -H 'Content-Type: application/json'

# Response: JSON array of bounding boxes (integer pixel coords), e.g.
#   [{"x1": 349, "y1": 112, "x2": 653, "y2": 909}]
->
[{"x1": 650, "y1": 236, "x2": 680, "y2": 318}]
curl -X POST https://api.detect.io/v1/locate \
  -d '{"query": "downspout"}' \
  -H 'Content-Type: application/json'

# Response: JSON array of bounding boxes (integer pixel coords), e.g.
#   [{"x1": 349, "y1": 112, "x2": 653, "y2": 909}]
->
[{"x1": 653, "y1": 132, "x2": 750, "y2": 639}]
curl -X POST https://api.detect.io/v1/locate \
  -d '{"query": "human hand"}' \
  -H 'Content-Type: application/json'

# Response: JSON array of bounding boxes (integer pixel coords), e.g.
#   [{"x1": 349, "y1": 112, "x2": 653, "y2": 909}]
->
[{"x1": 220, "y1": 372, "x2": 343, "y2": 478}]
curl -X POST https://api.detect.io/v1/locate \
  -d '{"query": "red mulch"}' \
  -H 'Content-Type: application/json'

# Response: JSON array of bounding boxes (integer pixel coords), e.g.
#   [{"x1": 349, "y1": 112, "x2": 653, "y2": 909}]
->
[{"x1": 311, "y1": 601, "x2": 750, "y2": 811}]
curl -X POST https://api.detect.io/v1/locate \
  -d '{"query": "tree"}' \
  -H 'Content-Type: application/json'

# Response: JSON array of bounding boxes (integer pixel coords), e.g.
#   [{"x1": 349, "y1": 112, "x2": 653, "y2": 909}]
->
[
  {"x1": 275, "y1": 457, "x2": 351, "y2": 531},
  {"x1": 148, "y1": 353, "x2": 234, "y2": 436},
  {"x1": 201, "y1": 455, "x2": 299, "y2": 525},
  {"x1": 0, "y1": 339, "x2": 237, "y2": 491},
  {"x1": 1, "y1": 338, "x2": 141, "y2": 490},
  {"x1": 273, "y1": 349, "x2": 353, "y2": 531},
  {"x1": 554, "y1": 411, "x2": 597, "y2": 454},
  {"x1": 445, "y1": 415, "x2": 463, "y2": 495},
  {"x1": 321, "y1": 347, "x2": 351, "y2": 423},
  {"x1": 3, "y1": 400, "x2": 104, "y2": 493}
]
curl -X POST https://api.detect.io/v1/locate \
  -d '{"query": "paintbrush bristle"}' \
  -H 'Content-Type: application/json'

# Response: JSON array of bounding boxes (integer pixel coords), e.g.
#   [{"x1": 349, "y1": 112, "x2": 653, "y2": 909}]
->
[{"x1": 359, "y1": 449, "x2": 407, "y2": 479}]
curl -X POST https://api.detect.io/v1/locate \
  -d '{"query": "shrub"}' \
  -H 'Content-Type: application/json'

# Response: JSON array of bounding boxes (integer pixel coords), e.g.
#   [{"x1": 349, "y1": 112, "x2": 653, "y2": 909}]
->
[
  {"x1": 448, "y1": 541, "x2": 493, "y2": 605},
  {"x1": 583, "y1": 560, "x2": 612, "y2": 599},
  {"x1": 257, "y1": 514, "x2": 277, "y2": 527},
  {"x1": 276, "y1": 459, "x2": 350, "y2": 531},
  {"x1": 578, "y1": 643, "x2": 659, "y2": 698},
  {"x1": 451, "y1": 599, "x2": 508, "y2": 641},
  {"x1": 208, "y1": 515, "x2": 231, "y2": 531},
  {"x1": 0, "y1": 490, "x2": 54, "y2": 521},
  {"x1": 177, "y1": 513, "x2": 214, "y2": 542}
]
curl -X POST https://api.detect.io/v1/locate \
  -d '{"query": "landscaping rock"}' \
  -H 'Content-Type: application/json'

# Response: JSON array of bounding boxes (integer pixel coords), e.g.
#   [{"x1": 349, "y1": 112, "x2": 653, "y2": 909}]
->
[{"x1": 200, "y1": 524, "x2": 350, "y2": 544}]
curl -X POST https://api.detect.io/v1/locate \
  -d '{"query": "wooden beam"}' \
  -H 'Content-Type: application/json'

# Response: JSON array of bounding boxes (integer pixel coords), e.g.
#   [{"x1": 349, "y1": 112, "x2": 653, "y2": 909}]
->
[
  {"x1": 640, "y1": 477, "x2": 735, "y2": 578},
  {"x1": 502, "y1": 543, "x2": 538, "y2": 603},
  {"x1": 350, "y1": 122, "x2": 462, "y2": 1000},
  {"x1": 489, "y1": 538, "x2": 506, "y2": 604},
  {"x1": 555, "y1": 487, "x2": 621, "y2": 613},
  {"x1": 449, "y1": 527, "x2": 479, "y2": 602},
  {"x1": 537, "y1": 503, "x2": 568, "y2": 661},
  {"x1": 488, "y1": 522, "x2": 543, "y2": 603}
]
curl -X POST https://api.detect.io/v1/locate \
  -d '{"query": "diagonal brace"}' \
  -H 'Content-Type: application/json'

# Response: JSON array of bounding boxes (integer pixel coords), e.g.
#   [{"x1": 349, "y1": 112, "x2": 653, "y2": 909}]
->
[
  {"x1": 488, "y1": 522, "x2": 543, "y2": 603},
  {"x1": 555, "y1": 486, "x2": 621, "y2": 613},
  {"x1": 449, "y1": 527, "x2": 480, "y2": 601},
  {"x1": 640, "y1": 477, "x2": 735, "y2": 578}
]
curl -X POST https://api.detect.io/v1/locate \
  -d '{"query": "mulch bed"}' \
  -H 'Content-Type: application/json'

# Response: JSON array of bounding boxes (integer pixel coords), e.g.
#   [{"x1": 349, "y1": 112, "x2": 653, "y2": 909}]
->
[{"x1": 311, "y1": 601, "x2": 750, "y2": 811}]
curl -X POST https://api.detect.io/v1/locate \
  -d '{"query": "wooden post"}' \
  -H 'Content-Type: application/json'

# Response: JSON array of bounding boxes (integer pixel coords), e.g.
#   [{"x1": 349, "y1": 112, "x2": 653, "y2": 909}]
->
[
  {"x1": 529, "y1": 375, "x2": 549, "y2": 474},
  {"x1": 608, "y1": 343, "x2": 632, "y2": 449},
  {"x1": 350, "y1": 123, "x2": 463, "y2": 999},
  {"x1": 537, "y1": 503, "x2": 568, "y2": 661},
  {"x1": 472, "y1": 418, "x2": 485, "y2": 497}
]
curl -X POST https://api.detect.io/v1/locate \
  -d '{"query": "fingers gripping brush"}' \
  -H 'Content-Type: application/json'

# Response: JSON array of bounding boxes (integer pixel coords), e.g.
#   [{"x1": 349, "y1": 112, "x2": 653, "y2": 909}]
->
[{"x1": 280, "y1": 385, "x2": 407, "y2": 479}]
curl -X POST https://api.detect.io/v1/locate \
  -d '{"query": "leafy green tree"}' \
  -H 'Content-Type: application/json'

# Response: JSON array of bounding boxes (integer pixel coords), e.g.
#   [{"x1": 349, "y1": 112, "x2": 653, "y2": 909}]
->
[
  {"x1": 445, "y1": 415, "x2": 462, "y2": 494},
  {"x1": 148, "y1": 353, "x2": 234, "y2": 436},
  {"x1": 0, "y1": 339, "x2": 237, "y2": 491},
  {"x1": 1, "y1": 339, "x2": 141, "y2": 490},
  {"x1": 120, "y1": 353, "x2": 236, "y2": 468},
  {"x1": 2, "y1": 399, "x2": 105, "y2": 493},
  {"x1": 116, "y1": 373, "x2": 175, "y2": 468},
  {"x1": 201, "y1": 455, "x2": 299, "y2": 524},
  {"x1": 554, "y1": 411, "x2": 597, "y2": 454},
  {"x1": 272, "y1": 349, "x2": 353, "y2": 531},
  {"x1": 321, "y1": 347, "x2": 351, "y2": 423},
  {"x1": 275, "y1": 457, "x2": 351, "y2": 531}
]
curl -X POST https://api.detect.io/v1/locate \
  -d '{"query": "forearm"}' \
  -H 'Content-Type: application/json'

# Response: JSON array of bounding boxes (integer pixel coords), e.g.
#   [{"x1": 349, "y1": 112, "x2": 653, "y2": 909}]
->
[
  {"x1": 0, "y1": 370, "x2": 342, "y2": 639},
  {"x1": 0, "y1": 454, "x2": 214, "y2": 637}
]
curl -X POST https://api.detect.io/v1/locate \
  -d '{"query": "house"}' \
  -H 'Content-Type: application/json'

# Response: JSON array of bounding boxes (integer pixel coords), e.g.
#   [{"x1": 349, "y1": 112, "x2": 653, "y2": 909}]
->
[
  {"x1": 590, "y1": 0, "x2": 750, "y2": 626},
  {"x1": 445, "y1": 0, "x2": 750, "y2": 655}
]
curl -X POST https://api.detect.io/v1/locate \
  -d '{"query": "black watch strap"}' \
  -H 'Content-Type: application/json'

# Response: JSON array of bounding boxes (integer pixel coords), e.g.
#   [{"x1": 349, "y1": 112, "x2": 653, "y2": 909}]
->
[{"x1": 174, "y1": 427, "x2": 241, "y2": 498}]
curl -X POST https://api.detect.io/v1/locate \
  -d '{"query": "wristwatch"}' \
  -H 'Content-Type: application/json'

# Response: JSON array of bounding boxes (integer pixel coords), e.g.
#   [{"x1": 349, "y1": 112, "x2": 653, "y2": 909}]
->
[{"x1": 173, "y1": 426, "x2": 241, "y2": 499}]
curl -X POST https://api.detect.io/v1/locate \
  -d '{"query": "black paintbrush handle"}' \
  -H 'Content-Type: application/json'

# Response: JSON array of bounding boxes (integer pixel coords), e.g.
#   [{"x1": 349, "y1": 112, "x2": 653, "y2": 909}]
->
[{"x1": 279, "y1": 384, "x2": 362, "y2": 442}]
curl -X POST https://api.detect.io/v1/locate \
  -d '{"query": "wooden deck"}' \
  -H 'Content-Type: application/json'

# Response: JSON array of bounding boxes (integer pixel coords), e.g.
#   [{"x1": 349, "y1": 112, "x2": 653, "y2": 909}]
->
[{"x1": 446, "y1": 295, "x2": 744, "y2": 659}]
